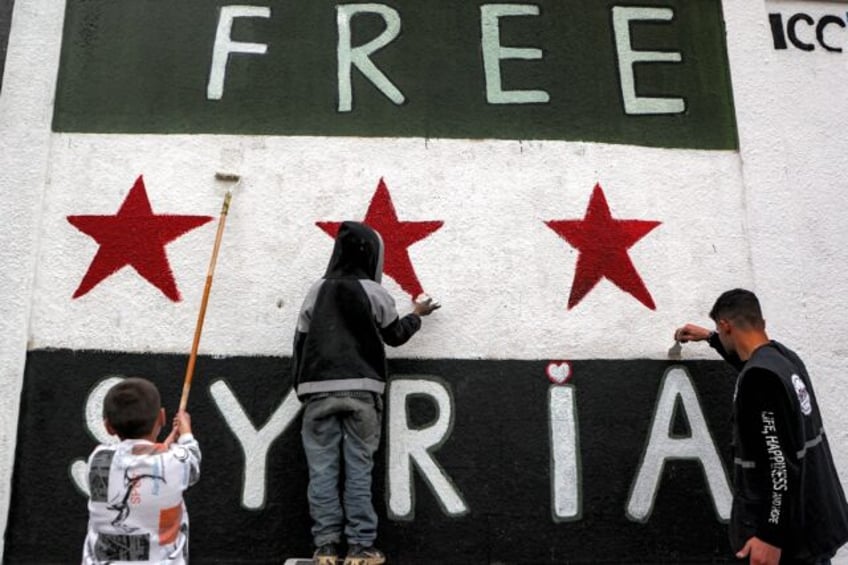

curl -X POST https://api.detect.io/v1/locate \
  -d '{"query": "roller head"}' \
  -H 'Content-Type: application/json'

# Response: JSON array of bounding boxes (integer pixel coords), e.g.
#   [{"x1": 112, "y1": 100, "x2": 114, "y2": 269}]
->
[
  {"x1": 215, "y1": 172, "x2": 241, "y2": 182},
  {"x1": 215, "y1": 172, "x2": 239, "y2": 215}
]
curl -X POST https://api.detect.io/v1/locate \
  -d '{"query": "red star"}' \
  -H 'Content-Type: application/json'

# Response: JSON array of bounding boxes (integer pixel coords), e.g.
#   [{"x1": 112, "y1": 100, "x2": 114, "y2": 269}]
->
[
  {"x1": 316, "y1": 178, "x2": 443, "y2": 297},
  {"x1": 546, "y1": 183, "x2": 661, "y2": 310},
  {"x1": 67, "y1": 175, "x2": 213, "y2": 301}
]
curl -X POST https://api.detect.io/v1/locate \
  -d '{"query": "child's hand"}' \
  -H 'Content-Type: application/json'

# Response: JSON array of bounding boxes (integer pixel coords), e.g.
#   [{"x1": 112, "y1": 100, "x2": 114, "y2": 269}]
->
[
  {"x1": 161, "y1": 417, "x2": 180, "y2": 448},
  {"x1": 174, "y1": 411, "x2": 193, "y2": 437},
  {"x1": 162, "y1": 411, "x2": 192, "y2": 448},
  {"x1": 414, "y1": 293, "x2": 441, "y2": 316}
]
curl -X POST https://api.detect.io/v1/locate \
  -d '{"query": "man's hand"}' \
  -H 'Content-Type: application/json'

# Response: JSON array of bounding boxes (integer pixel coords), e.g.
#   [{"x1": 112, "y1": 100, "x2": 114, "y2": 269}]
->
[
  {"x1": 736, "y1": 537, "x2": 781, "y2": 565},
  {"x1": 413, "y1": 294, "x2": 441, "y2": 316},
  {"x1": 674, "y1": 323, "x2": 712, "y2": 343}
]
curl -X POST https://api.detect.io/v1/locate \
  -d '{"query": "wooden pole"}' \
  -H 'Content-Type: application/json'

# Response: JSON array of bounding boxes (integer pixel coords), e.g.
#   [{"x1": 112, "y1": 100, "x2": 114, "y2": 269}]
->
[{"x1": 179, "y1": 187, "x2": 234, "y2": 412}]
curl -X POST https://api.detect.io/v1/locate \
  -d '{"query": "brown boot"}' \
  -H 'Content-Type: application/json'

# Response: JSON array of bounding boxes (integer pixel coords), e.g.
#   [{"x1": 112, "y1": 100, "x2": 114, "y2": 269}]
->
[
  {"x1": 343, "y1": 544, "x2": 385, "y2": 565},
  {"x1": 313, "y1": 543, "x2": 339, "y2": 565}
]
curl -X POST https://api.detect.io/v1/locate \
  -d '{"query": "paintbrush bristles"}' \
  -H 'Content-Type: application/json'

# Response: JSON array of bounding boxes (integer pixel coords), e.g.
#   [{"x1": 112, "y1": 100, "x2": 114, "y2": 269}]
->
[{"x1": 215, "y1": 172, "x2": 241, "y2": 182}]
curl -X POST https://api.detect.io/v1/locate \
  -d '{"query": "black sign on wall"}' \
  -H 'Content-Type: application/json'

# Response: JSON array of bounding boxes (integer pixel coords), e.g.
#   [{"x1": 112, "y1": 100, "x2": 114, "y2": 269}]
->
[
  {"x1": 5, "y1": 349, "x2": 741, "y2": 564},
  {"x1": 0, "y1": 0, "x2": 14, "y2": 94},
  {"x1": 769, "y1": 11, "x2": 848, "y2": 53}
]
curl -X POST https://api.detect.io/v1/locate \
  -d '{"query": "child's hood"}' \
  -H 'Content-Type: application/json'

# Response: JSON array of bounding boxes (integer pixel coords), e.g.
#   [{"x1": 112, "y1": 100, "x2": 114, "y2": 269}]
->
[{"x1": 324, "y1": 221, "x2": 384, "y2": 282}]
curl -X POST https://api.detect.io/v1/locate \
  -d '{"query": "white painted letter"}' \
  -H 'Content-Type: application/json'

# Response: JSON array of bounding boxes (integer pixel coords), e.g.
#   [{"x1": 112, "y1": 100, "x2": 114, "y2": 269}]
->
[
  {"x1": 70, "y1": 376, "x2": 125, "y2": 496},
  {"x1": 612, "y1": 6, "x2": 684, "y2": 115},
  {"x1": 550, "y1": 385, "x2": 581, "y2": 521},
  {"x1": 207, "y1": 5, "x2": 271, "y2": 100},
  {"x1": 626, "y1": 367, "x2": 731, "y2": 522},
  {"x1": 480, "y1": 4, "x2": 549, "y2": 104},
  {"x1": 387, "y1": 378, "x2": 468, "y2": 520},
  {"x1": 337, "y1": 4, "x2": 405, "y2": 112},
  {"x1": 210, "y1": 380, "x2": 302, "y2": 509}
]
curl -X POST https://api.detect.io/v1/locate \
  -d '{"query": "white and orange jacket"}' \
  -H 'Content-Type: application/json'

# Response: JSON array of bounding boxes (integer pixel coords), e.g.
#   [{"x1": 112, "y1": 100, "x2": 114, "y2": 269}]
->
[{"x1": 82, "y1": 434, "x2": 201, "y2": 564}]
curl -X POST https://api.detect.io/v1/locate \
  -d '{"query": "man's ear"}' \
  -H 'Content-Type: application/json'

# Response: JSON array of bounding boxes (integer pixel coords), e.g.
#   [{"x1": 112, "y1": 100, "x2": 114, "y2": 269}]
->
[
  {"x1": 158, "y1": 408, "x2": 166, "y2": 427},
  {"x1": 104, "y1": 419, "x2": 117, "y2": 437}
]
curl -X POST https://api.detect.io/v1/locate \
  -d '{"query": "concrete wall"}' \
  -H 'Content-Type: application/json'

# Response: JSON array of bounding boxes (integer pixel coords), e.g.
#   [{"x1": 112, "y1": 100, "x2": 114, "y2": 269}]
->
[
  {"x1": 0, "y1": 0, "x2": 847, "y2": 562},
  {"x1": 728, "y1": 1, "x2": 848, "y2": 495}
]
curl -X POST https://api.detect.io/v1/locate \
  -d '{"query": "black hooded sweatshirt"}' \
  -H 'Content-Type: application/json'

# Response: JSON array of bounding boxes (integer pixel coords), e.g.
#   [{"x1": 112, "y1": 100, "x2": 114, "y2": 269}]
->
[{"x1": 292, "y1": 221, "x2": 421, "y2": 399}]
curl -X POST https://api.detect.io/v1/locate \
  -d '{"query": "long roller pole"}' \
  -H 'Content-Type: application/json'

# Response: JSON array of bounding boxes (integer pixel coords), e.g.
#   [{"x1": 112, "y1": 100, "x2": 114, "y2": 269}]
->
[{"x1": 179, "y1": 174, "x2": 238, "y2": 412}]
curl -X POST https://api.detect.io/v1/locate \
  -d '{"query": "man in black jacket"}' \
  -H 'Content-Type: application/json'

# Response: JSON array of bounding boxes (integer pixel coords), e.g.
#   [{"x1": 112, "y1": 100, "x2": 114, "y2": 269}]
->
[
  {"x1": 292, "y1": 221, "x2": 439, "y2": 565},
  {"x1": 675, "y1": 289, "x2": 848, "y2": 565}
]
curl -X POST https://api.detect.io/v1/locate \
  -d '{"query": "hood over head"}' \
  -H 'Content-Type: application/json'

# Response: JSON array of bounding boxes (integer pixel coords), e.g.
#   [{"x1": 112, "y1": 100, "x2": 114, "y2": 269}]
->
[{"x1": 325, "y1": 221, "x2": 384, "y2": 282}]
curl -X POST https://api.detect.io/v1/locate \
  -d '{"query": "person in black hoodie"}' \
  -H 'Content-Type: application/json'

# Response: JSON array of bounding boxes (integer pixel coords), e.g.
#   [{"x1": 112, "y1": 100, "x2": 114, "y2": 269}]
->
[
  {"x1": 292, "y1": 221, "x2": 440, "y2": 565},
  {"x1": 675, "y1": 289, "x2": 848, "y2": 565}
]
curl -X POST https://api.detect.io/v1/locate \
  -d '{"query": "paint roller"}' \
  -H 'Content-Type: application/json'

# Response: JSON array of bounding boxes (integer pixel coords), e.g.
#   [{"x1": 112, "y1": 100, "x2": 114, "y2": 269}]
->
[{"x1": 178, "y1": 171, "x2": 240, "y2": 412}]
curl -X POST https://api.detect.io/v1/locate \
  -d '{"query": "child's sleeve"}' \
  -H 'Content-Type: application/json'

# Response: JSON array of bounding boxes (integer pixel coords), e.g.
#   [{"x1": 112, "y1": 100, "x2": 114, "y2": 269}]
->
[
  {"x1": 380, "y1": 313, "x2": 422, "y2": 347},
  {"x1": 171, "y1": 434, "x2": 201, "y2": 489},
  {"x1": 361, "y1": 281, "x2": 422, "y2": 346},
  {"x1": 292, "y1": 280, "x2": 323, "y2": 386}
]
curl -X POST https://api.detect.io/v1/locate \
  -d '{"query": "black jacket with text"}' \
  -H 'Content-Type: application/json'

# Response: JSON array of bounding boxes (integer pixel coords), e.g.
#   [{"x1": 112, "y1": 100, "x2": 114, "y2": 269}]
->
[
  {"x1": 711, "y1": 335, "x2": 848, "y2": 562},
  {"x1": 292, "y1": 221, "x2": 421, "y2": 400}
]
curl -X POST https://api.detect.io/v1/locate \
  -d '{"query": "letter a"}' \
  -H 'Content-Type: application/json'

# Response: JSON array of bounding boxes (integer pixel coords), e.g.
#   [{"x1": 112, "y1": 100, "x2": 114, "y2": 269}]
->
[{"x1": 626, "y1": 367, "x2": 731, "y2": 522}]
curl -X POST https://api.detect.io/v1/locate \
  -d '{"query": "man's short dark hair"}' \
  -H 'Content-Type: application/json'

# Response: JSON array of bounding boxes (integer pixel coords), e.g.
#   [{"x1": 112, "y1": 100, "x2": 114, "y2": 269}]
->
[
  {"x1": 709, "y1": 288, "x2": 765, "y2": 330},
  {"x1": 103, "y1": 377, "x2": 161, "y2": 439}
]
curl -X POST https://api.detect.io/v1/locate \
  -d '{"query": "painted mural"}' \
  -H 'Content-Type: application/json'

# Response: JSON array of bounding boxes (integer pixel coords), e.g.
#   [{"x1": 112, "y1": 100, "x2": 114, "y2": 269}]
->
[
  {"x1": 8, "y1": 352, "x2": 738, "y2": 563},
  {"x1": 2, "y1": 0, "x2": 848, "y2": 564}
]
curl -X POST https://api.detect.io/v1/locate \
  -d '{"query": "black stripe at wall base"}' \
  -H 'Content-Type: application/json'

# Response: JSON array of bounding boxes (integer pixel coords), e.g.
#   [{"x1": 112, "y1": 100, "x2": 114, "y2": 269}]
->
[{"x1": 6, "y1": 350, "x2": 738, "y2": 564}]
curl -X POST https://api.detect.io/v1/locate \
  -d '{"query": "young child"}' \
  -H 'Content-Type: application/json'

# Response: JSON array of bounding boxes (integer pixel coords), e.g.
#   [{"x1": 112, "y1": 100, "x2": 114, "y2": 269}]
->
[
  {"x1": 82, "y1": 377, "x2": 201, "y2": 564},
  {"x1": 292, "y1": 221, "x2": 440, "y2": 565}
]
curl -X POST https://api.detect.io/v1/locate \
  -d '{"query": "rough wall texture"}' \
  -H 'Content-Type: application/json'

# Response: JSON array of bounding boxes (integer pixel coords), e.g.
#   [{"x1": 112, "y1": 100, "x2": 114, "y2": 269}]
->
[{"x1": 0, "y1": 0, "x2": 847, "y2": 562}]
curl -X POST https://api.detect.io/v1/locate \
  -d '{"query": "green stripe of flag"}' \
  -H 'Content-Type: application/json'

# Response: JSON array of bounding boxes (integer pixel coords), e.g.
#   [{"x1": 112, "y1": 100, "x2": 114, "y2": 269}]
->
[{"x1": 53, "y1": 0, "x2": 737, "y2": 149}]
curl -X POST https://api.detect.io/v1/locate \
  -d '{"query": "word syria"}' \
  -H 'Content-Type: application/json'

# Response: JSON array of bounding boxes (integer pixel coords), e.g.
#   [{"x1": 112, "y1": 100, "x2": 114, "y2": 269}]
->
[
  {"x1": 73, "y1": 368, "x2": 732, "y2": 524},
  {"x1": 9, "y1": 352, "x2": 737, "y2": 561}
]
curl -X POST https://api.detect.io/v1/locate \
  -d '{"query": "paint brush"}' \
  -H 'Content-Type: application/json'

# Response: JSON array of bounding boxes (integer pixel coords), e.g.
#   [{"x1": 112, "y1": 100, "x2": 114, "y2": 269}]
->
[
  {"x1": 179, "y1": 172, "x2": 240, "y2": 412},
  {"x1": 667, "y1": 340, "x2": 682, "y2": 360}
]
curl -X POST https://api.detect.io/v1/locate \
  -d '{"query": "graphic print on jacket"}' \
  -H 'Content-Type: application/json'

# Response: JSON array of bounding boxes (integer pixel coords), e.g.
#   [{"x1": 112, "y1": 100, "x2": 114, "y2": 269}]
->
[
  {"x1": 82, "y1": 436, "x2": 201, "y2": 564},
  {"x1": 293, "y1": 221, "x2": 421, "y2": 399}
]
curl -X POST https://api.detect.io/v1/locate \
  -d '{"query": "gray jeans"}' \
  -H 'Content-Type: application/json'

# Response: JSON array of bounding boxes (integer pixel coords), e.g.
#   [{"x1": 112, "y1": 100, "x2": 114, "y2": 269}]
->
[{"x1": 301, "y1": 394, "x2": 382, "y2": 547}]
